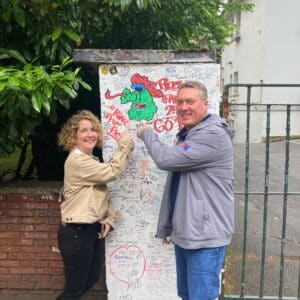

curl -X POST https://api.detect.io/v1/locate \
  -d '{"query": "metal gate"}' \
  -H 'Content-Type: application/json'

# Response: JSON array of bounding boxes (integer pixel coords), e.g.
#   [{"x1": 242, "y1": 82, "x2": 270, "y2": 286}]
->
[{"x1": 220, "y1": 84, "x2": 300, "y2": 300}]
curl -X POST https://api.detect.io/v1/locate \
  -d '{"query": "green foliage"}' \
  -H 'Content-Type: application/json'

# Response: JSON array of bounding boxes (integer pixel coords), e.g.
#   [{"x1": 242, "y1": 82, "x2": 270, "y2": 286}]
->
[
  {"x1": 0, "y1": 52, "x2": 91, "y2": 157},
  {"x1": 0, "y1": 0, "x2": 161, "y2": 63},
  {"x1": 100, "y1": 0, "x2": 254, "y2": 51},
  {"x1": 0, "y1": 0, "x2": 252, "y2": 57}
]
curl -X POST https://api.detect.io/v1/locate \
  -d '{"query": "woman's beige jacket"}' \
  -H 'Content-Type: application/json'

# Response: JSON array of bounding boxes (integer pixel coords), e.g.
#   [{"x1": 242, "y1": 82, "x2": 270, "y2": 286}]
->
[{"x1": 60, "y1": 134, "x2": 134, "y2": 229}]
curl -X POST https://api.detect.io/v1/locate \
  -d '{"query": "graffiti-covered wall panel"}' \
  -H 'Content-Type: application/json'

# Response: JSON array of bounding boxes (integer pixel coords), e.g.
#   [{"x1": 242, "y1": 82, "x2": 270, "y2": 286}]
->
[{"x1": 99, "y1": 63, "x2": 220, "y2": 300}]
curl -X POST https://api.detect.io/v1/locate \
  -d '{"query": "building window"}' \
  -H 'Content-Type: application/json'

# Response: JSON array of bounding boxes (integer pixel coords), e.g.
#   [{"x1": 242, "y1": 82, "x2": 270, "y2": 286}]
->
[
  {"x1": 233, "y1": 71, "x2": 239, "y2": 97},
  {"x1": 234, "y1": 11, "x2": 241, "y2": 41}
]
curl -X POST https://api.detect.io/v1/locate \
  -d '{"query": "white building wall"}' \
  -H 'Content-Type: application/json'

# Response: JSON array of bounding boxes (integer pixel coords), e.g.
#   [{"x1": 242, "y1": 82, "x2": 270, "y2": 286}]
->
[
  {"x1": 221, "y1": 0, "x2": 300, "y2": 143},
  {"x1": 264, "y1": 0, "x2": 300, "y2": 88}
]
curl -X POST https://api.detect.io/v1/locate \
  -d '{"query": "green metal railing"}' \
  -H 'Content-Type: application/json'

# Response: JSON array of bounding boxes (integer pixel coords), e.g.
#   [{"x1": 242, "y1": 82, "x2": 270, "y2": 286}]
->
[{"x1": 221, "y1": 84, "x2": 300, "y2": 300}]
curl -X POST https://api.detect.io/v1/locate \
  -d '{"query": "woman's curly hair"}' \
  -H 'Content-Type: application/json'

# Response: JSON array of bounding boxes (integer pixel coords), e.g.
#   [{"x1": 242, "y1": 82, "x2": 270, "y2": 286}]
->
[{"x1": 58, "y1": 110, "x2": 103, "y2": 152}]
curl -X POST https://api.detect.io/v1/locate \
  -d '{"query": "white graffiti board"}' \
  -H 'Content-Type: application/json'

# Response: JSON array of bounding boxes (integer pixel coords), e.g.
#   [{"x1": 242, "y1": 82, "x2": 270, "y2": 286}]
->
[{"x1": 99, "y1": 63, "x2": 220, "y2": 300}]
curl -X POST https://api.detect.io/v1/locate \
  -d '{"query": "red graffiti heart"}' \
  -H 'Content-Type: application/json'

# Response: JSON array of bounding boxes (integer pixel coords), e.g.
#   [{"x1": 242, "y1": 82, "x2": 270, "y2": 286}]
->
[{"x1": 109, "y1": 245, "x2": 146, "y2": 287}]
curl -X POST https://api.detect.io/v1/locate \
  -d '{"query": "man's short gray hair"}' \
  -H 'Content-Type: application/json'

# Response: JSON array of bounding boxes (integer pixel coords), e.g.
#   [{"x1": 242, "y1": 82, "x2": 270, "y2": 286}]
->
[{"x1": 177, "y1": 80, "x2": 208, "y2": 100}]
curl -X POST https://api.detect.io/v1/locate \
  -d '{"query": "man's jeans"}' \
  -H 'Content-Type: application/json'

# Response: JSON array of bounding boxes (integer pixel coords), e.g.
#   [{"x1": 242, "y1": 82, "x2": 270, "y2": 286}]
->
[{"x1": 174, "y1": 244, "x2": 227, "y2": 300}]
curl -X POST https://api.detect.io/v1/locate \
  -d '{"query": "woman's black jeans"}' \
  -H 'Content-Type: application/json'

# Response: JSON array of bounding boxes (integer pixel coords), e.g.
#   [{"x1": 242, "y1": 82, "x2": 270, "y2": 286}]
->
[{"x1": 56, "y1": 222, "x2": 102, "y2": 300}]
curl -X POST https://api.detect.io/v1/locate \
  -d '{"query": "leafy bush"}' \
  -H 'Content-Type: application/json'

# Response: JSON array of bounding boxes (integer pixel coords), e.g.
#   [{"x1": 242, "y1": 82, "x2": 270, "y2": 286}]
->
[{"x1": 0, "y1": 53, "x2": 91, "y2": 157}]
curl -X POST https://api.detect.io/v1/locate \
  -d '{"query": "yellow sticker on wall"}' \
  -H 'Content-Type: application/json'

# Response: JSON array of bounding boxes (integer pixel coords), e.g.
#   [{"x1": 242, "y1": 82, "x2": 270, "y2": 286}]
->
[{"x1": 101, "y1": 67, "x2": 109, "y2": 75}]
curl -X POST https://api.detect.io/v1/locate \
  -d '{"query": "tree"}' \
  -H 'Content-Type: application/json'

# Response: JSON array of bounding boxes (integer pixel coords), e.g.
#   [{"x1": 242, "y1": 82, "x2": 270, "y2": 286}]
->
[
  {"x1": 0, "y1": 0, "x2": 162, "y2": 64},
  {"x1": 96, "y1": 0, "x2": 254, "y2": 52}
]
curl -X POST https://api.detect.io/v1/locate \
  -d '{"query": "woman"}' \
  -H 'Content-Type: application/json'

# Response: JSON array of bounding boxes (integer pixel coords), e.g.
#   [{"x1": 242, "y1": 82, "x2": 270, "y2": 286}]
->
[{"x1": 56, "y1": 110, "x2": 134, "y2": 299}]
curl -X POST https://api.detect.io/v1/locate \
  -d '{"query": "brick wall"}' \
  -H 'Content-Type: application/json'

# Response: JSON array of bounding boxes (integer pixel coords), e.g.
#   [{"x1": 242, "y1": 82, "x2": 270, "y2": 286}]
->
[{"x1": 0, "y1": 188, "x2": 107, "y2": 300}]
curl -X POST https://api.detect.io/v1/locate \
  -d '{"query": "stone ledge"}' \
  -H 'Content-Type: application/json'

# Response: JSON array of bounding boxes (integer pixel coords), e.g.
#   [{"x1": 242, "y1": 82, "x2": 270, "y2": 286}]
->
[{"x1": 0, "y1": 180, "x2": 62, "y2": 195}]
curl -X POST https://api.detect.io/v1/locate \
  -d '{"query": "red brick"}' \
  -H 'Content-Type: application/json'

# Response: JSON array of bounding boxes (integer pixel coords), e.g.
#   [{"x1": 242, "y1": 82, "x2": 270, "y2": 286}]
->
[
  {"x1": 46, "y1": 210, "x2": 61, "y2": 217},
  {"x1": 49, "y1": 260, "x2": 63, "y2": 268},
  {"x1": 0, "y1": 245, "x2": 22, "y2": 252},
  {"x1": 8, "y1": 281, "x2": 35, "y2": 289},
  {"x1": 0, "y1": 216, "x2": 21, "y2": 224},
  {"x1": 0, "y1": 267, "x2": 8, "y2": 274},
  {"x1": 23, "y1": 274, "x2": 50, "y2": 282},
  {"x1": 0, "y1": 224, "x2": 7, "y2": 230},
  {"x1": 9, "y1": 267, "x2": 35, "y2": 274},
  {"x1": 23, "y1": 202, "x2": 49, "y2": 210},
  {"x1": 20, "y1": 260, "x2": 48, "y2": 268},
  {"x1": 21, "y1": 239, "x2": 34, "y2": 246},
  {"x1": 21, "y1": 246, "x2": 50, "y2": 253},
  {"x1": 36, "y1": 253, "x2": 61, "y2": 260},
  {"x1": 0, "y1": 232, "x2": 21, "y2": 239},
  {"x1": 36, "y1": 268, "x2": 62, "y2": 275},
  {"x1": 34, "y1": 224, "x2": 58, "y2": 232},
  {"x1": 8, "y1": 253, "x2": 36, "y2": 260},
  {"x1": 0, "y1": 260, "x2": 19, "y2": 267},
  {"x1": 50, "y1": 232, "x2": 59, "y2": 239},
  {"x1": 22, "y1": 217, "x2": 49, "y2": 224},
  {"x1": 7, "y1": 224, "x2": 34, "y2": 232},
  {"x1": 0, "y1": 274, "x2": 22, "y2": 282},
  {"x1": 51, "y1": 274, "x2": 64, "y2": 282},
  {"x1": 50, "y1": 202, "x2": 60, "y2": 209},
  {"x1": 35, "y1": 210, "x2": 51, "y2": 217},
  {"x1": 0, "y1": 191, "x2": 74, "y2": 293},
  {"x1": 34, "y1": 239, "x2": 56, "y2": 246},
  {"x1": 49, "y1": 217, "x2": 61, "y2": 224},
  {"x1": 22, "y1": 232, "x2": 49, "y2": 239},
  {"x1": 0, "y1": 194, "x2": 6, "y2": 200},
  {"x1": 7, "y1": 238, "x2": 33, "y2": 246},
  {"x1": 0, "y1": 202, "x2": 23, "y2": 209},
  {"x1": 0, "y1": 282, "x2": 8, "y2": 288},
  {"x1": 8, "y1": 209, "x2": 35, "y2": 217}
]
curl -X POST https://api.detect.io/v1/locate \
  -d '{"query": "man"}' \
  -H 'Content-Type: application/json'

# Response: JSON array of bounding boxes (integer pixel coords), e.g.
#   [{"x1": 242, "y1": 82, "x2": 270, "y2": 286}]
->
[{"x1": 136, "y1": 80, "x2": 234, "y2": 300}]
